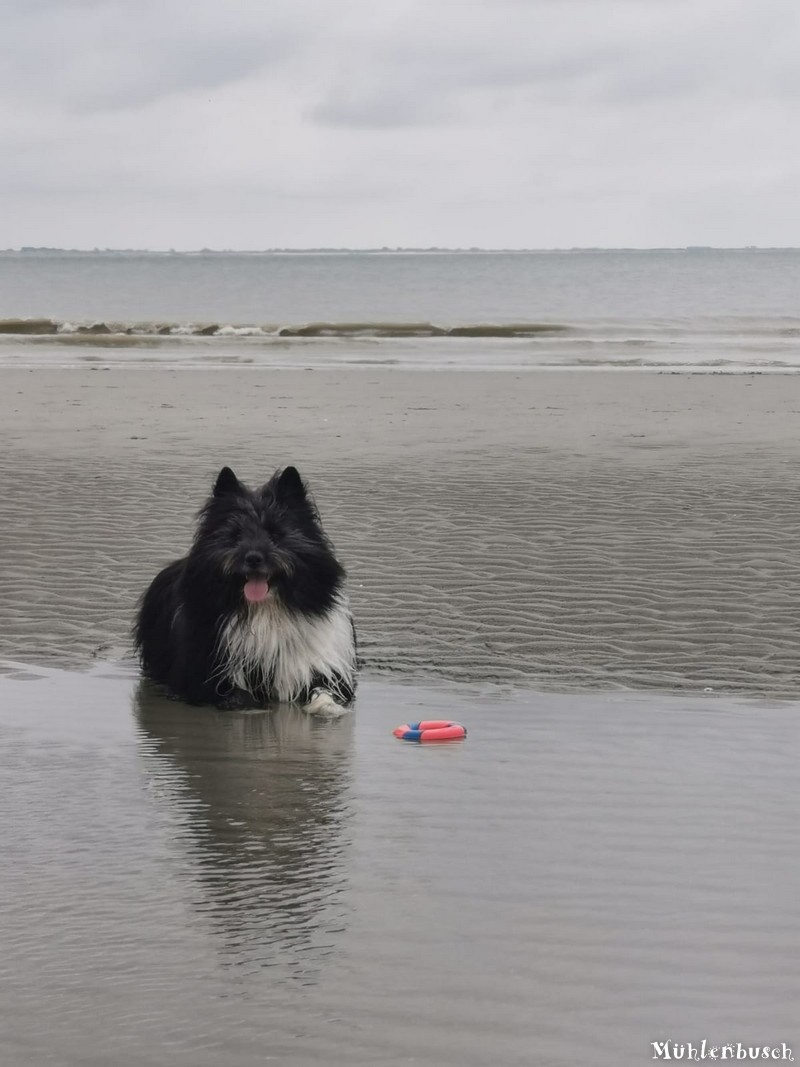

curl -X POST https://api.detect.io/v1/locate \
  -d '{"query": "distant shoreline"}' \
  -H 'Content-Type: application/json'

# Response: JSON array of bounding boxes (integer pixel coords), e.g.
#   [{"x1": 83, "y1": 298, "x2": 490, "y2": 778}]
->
[{"x1": 2, "y1": 246, "x2": 797, "y2": 256}]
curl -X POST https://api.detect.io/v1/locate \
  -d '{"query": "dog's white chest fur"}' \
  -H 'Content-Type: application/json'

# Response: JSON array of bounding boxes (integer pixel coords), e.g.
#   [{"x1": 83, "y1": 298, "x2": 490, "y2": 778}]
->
[{"x1": 218, "y1": 595, "x2": 355, "y2": 706}]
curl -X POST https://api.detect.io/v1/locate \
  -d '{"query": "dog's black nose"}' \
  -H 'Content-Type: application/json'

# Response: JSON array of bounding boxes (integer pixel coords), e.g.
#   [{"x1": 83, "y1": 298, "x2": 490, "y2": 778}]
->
[{"x1": 244, "y1": 551, "x2": 265, "y2": 570}]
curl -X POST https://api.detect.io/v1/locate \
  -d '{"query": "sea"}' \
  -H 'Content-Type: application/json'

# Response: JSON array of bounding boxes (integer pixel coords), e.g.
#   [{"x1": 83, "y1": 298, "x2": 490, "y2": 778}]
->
[{"x1": 1, "y1": 247, "x2": 800, "y2": 370}]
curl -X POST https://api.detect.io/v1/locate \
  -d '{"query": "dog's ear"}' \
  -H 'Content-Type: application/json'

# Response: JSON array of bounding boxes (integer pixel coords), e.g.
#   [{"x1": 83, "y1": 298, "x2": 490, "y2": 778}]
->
[
  {"x1": 213, "y1": 466, "x2": 241, "y2": 497},
  {"x1": 275, "y1": 465, "x2": 307, "y2": 505}
]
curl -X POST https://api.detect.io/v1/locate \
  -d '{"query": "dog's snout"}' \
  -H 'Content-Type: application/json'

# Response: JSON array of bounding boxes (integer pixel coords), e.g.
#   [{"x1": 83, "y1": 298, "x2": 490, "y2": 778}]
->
[{"x1": 244, "y1": 550, "x2": 265, "y2": 570}]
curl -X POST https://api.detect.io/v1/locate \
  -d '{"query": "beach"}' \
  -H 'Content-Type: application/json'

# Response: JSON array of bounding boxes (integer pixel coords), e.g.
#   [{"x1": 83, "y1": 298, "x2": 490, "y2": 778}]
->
[{"x1": 2, "y1": 365, "x2": 800, "y2": 1065}]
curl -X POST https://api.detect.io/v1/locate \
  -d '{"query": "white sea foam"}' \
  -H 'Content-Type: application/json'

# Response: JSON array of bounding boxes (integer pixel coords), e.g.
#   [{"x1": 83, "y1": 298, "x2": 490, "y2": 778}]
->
[{"x1": 216, "y1": 325, "x2": 267, "y2": 336}]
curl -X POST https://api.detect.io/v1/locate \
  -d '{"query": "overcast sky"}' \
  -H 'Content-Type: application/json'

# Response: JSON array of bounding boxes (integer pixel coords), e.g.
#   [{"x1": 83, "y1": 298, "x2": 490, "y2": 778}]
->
[{"x1": 2, "y1": 0, "x2": 799, "y2": 248}]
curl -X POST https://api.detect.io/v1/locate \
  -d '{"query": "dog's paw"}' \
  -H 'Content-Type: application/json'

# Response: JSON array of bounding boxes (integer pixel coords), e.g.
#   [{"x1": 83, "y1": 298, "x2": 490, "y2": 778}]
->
[
  {"x1": 217, "y1": 687, "x2": 257, "y2": 711},
  {"x1": 302, "y1": 688, "x2": 348, "y2": 717}
]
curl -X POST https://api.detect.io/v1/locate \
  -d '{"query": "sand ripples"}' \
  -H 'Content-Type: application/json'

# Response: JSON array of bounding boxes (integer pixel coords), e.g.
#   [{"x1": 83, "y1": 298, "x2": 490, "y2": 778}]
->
[
  {"x1": 346, "y1": 454, "x2": 800, "y2": 692},
  {"x1": 2, "y1": 447, "x2": 800, "y2": 694}
]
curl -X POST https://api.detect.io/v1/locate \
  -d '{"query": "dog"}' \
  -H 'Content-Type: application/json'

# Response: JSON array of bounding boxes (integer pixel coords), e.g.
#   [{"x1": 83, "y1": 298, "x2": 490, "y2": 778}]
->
[{"x1": 134, "y1": 465, "x2": 357, "y2": 713}]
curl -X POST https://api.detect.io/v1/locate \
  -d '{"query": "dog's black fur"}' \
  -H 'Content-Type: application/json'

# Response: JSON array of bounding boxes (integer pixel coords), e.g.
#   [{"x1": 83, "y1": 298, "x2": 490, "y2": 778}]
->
[{"x1": 134, "y1": 465, "x2": 357, "y2": 710}]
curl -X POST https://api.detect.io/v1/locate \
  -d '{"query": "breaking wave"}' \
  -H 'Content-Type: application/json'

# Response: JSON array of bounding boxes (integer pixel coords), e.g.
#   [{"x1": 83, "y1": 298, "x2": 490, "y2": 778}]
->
[
  {"x1": 2, "y1": 315, "x2": 800, "y2": 372},
  {"x1": 0, "y1": 318, "x2": 570, "y2": 339}
]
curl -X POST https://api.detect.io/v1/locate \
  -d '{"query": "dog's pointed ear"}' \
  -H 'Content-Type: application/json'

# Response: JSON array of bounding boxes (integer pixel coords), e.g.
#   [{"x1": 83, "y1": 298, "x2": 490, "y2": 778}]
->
[
  {"x1": 275, "y1": 465, "x2": 307, "y2": 504},
  {"x1": 213, "y1": 466, "x2": 241, "y2": 497}
]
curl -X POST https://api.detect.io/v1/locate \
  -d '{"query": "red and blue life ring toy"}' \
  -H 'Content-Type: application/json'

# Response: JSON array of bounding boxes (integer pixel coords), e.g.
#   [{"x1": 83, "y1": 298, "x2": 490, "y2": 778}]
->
[{"x1": 393, "y1": 720, "x2": 467, "y2": 742}]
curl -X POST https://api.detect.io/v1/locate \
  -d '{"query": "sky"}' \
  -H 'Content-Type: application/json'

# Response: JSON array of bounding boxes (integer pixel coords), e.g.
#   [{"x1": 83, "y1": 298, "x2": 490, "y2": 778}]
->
[{"x1": 2, "y1": 0, "x2": 799, "y2": 249}]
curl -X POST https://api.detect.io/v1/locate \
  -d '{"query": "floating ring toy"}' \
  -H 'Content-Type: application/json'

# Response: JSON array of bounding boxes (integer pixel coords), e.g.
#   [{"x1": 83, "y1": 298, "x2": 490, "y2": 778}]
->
[{"x1": 393, "y1": 720, "x2": 467, "y2": 742}]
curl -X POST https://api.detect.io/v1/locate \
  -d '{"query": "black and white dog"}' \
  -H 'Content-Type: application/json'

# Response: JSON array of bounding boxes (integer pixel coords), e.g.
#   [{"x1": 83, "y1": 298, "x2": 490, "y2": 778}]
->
[{"x1": 134, "y1": 465, "x2": 356, "y2": 713}]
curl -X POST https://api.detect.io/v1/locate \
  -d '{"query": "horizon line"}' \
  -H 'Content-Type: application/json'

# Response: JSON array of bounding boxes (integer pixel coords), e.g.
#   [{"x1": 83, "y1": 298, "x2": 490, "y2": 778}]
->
[{"x1": 3, "y1": 245, "x2": 798, "y2": 255}]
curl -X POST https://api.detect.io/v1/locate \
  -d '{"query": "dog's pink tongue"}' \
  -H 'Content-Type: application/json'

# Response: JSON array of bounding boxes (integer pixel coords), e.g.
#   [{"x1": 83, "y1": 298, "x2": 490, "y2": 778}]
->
[{"x1": 244, "y1": 578, "x2": 269, "y2": 603}]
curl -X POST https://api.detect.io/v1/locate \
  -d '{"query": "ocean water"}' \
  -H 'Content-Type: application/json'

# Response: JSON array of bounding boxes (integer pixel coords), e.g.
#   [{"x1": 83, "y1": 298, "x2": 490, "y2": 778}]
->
[{"x1": 1, "y1": 248, "x2": 800, "y2": 370}]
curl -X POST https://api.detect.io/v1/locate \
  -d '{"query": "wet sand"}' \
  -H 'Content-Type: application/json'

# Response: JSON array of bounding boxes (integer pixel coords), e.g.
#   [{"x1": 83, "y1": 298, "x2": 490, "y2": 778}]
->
[
  {"x1": 3, "y1": 367, "x2": 800, "y2": 1065},
  {"x1": 3, "y1": 368, "x2": 800, "y2": 691}
]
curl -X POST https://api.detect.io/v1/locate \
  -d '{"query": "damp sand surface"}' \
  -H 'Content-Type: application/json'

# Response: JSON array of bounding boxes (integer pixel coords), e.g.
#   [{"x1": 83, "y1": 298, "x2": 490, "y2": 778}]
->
[
  {"x1": 5, "y1": 368, "x2": 800, "y2": 692},
  {"x1": 2, "y1": 368, "x2": 800, "y2": 1064}
]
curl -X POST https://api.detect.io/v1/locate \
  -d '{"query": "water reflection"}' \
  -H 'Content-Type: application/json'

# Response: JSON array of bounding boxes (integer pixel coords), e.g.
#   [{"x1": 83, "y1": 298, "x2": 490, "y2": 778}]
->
[{"x1": 134, "y1": 683, "x2": 354, "y2": 981}]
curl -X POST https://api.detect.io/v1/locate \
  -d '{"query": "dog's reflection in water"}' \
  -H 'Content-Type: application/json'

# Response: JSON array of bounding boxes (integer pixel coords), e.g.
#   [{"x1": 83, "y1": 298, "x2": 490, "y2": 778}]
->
[{"x1": 134, "y1": 681, "x2": 355, "y2": 980}]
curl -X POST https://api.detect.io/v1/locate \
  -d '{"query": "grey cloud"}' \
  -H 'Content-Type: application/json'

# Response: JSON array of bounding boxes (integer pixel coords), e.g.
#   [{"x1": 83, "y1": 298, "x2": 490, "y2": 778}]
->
[
  {"x1": 309, "y1": 0, "x2": 800, "y2": 129},
  {"x1": 0, "y1": 0, "x2": 314, "y2": 112},
  {"x1": 8, "y1": 0, "x2": 797, "y2": 127},
  {"x1": 312, "y1": 91, "x2": 445, "y2": 130}
]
